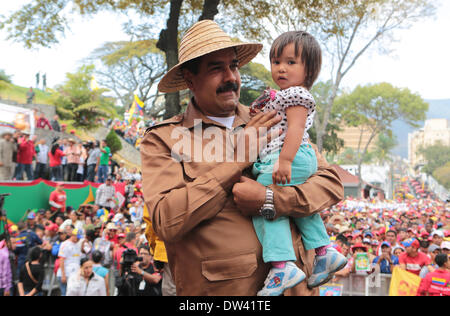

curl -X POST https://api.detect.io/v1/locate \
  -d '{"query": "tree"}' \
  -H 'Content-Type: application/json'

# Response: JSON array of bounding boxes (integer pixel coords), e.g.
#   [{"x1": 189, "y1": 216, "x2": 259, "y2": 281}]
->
[
  {"x1": 106, "y1": 129, "x2": 123, "y2": 154},
  {"x1": 419, "y1": 141, "x2": 450, "y2": 177},
  {"x1": 433, "y1": 162, "x2": 450, "y2": 190},
  {"x1": 89, "y1": 39, "x2": 166, "y2": 110},
  {"x1": 335, "y1": 82, "x2": 428, "y2": 192},
  {"x1": 238, "y1": 62, "x2": 275, "y2": 106},
  {"x1": 309, "y1": 80, "x2": 344, "y2": 156},
  {"x1": 372, "y1": 132, "x2": 398, "y2": 164},
  {"x1": 50, "y1": 65, "x2": 117, "y2": 130}
]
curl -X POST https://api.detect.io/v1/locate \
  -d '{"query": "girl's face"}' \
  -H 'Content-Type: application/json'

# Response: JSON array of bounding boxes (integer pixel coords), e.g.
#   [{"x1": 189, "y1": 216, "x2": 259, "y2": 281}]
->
[{"x1": 271, "y1": 43, "x2": 306, "y2": 90}]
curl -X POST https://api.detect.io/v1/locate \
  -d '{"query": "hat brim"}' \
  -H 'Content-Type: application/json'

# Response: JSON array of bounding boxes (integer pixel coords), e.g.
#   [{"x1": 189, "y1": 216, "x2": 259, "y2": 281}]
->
[{"x1": 158, "y1": 42, "x2": 263, "y2": 93}]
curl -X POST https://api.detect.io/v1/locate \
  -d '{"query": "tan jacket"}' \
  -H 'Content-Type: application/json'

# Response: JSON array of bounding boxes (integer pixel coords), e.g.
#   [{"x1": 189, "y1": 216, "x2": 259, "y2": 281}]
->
[{"x1": 141, "y1": 101, "x2": 344, "y2": 296}]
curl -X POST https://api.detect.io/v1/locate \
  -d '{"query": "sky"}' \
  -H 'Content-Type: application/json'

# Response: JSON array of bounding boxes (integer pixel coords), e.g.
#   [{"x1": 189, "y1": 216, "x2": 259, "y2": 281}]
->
[{"x1": 1, "y1": 0, "x2": 450, "y2": 101}]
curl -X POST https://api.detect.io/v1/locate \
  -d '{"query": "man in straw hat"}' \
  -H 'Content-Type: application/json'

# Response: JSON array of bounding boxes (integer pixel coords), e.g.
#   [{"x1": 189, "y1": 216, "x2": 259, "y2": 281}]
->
[
  {"x1": 0, "y1": 131, "x2": 17, "y2": 180},
  {"x1": 141, "y1": 20, "x2": 344, "y2": 296}
]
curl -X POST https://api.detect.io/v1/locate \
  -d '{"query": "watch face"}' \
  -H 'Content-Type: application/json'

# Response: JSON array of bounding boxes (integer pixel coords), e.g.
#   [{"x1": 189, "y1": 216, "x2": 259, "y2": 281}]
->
[{"x1": 261, "y1": 207, "x2": 275, "y2": 220}]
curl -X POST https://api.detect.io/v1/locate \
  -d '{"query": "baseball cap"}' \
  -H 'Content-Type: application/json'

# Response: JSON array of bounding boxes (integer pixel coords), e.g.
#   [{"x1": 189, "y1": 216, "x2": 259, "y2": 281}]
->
[
  {"x1": 431, "y1": 230, "x2": 444, "y2": 238},
  {"x1": 45, "y1": 223, "x2": 59, "y2": 232},
  {"x1": 118, "y1": 233, "x2": 126, "y2": 239},
  {"x1": 381, "y1": 241, "x2": 391, "y2": 248},
  {"x1": 441, "y1": 241, "x2": 450, "y2": 250},
  {"x1": 428, "y1": 244, "x2": 441, "y2": 253},
  {"x1": 402, "y1": 238, "x2": 420, "y2": 249},
  {"x1": 27, "y1": 212, "x2": 36, "y2": 220}
]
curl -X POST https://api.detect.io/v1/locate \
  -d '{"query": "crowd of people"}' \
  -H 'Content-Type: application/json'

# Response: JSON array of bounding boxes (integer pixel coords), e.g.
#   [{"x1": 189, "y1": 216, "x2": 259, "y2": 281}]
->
[
  {"x1": 323, "y1": 196, "x2": 450, "y2": 295},
  {"x1": 0, "y1": 131, "x2": 142, "y2": 184},
  {"x1": 0, "y1": 176, "x2": 162, "y2": 296},
  {"x1": 110, "y1": 118, "x2": 157, "y2": 151}
]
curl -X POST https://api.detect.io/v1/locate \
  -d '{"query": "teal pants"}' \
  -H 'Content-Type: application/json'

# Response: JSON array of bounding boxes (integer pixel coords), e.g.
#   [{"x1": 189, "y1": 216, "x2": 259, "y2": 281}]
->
[{"x1": 252, "y1": 145, "x2": 330, "y2": 263}]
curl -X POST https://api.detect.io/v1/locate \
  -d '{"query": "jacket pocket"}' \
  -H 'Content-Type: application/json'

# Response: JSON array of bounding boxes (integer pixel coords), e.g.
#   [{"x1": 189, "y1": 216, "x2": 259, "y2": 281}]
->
[{"x1": 201, "y1": 252, "x2": 257, "y2": 282}]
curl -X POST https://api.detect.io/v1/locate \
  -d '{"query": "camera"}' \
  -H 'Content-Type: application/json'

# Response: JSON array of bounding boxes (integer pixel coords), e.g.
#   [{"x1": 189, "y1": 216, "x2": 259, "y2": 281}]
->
[
  {"x1": 116, "y1": 249, "x2": 143, "y2": 296},
  {"x1": 121, "y1": 248, "x2": 143, "y2": 274}
]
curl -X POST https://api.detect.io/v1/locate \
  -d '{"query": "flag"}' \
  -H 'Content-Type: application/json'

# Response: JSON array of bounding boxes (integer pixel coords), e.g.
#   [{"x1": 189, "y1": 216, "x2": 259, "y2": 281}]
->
[
  {"x1": 127, "y1": 102, "x2": 136, "y2": 124},
  {"x1": 133, "y1": 94, "x2": 145, "y2": 116},
  {"x1": 90, "y1": 76, "x2": 100, "y2": 91},
  {"x1": 389, "y1": 267, "x2": 421, "y2": 296}
]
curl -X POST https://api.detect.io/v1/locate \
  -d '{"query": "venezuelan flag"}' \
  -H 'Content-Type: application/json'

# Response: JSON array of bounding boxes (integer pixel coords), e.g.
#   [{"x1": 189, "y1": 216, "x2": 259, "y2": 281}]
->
[
  {"x1": 431, "y1": 277, "x2": 447, "y2": 286},
  {"x1": 133, "y1": 94, "x2": 145, "y2": 116}
]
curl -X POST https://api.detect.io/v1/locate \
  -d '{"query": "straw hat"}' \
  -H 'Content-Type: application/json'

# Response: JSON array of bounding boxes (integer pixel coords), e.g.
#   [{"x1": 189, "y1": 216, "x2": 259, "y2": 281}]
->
[{"x1": 158, "y1": 20, "x2": 263, "y2": 93}]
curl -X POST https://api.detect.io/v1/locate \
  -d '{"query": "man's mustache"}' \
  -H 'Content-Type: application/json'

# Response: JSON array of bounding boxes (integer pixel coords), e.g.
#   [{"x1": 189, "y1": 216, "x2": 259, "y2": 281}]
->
[{"x1": 216, "y1": 82, "x2": 239, "y2": 94}]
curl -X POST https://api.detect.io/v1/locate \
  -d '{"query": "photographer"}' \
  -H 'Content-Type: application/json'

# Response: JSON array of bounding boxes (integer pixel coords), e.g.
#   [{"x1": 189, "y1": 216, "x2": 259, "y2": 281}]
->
[{"x1": 131, "y1": 245, "x2": 162, "y2": 296}]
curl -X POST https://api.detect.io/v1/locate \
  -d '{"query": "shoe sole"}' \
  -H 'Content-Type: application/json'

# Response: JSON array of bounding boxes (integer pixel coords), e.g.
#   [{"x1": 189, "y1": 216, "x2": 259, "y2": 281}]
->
[
  {"x1": 307, "y1": 260, "x2": 348, "y2": 289},
  {"x1": 258, "y1": 272, "x2": 306, "y2": 296}
]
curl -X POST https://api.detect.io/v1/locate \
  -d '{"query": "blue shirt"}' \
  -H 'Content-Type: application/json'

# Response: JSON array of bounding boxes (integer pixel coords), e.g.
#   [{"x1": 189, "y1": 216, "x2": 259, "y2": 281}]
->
[{"x1": 373, "y1": 255, "x2": 399, "y2": 274}]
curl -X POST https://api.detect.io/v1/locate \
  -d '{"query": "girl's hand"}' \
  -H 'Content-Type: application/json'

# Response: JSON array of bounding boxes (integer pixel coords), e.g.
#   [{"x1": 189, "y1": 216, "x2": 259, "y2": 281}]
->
[{"x1": 273, "y1": 158, "x2": 292, "y2": 185}]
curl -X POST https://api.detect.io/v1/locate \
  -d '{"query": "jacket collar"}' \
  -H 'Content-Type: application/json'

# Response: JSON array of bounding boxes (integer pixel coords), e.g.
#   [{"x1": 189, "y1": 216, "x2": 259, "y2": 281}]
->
[{"x1": 182, "y1": 97, "x2": 250, "y2": 129}]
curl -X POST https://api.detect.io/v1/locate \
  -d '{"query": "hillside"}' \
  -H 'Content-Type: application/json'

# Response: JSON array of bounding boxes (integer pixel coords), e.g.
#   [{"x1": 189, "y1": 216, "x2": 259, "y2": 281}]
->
[
  {"x1": 0, "y1": 81, "x2": 53, "y2": 104},
  {"x1": 391, "y1": 99, "x2": 450, "y2": 158}
]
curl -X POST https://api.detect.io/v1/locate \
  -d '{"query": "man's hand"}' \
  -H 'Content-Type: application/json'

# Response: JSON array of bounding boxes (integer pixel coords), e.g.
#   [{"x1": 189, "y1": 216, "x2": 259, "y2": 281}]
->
[
  {"x1": 232, "y1": 176, "x2": 266, "y2": 217},
  {"x1": 234, "y1": 110, "x2": 282, "y2": 171}
]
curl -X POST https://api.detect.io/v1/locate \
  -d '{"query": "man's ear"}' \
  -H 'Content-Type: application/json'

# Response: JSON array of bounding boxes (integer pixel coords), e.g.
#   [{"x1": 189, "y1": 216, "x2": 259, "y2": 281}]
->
[{"x1": 183, "y1": 69, "x2": 195, "y2": 91}]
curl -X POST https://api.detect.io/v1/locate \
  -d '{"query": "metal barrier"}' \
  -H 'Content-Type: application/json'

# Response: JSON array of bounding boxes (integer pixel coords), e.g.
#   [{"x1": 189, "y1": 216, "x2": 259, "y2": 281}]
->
[{"x1": 325, "y1": 272, "x2": 392, "y2": 296}]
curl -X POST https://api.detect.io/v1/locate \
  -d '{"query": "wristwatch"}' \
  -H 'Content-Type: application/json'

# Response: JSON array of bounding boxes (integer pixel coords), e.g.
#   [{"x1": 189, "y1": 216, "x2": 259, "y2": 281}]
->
[{"x1": 260, "y1": 187, "x2": 276, "y2": 220}]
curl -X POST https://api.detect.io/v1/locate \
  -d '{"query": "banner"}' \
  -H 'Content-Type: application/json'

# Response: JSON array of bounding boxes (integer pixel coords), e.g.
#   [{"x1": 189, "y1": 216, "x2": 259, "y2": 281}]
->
[
  {"x1": 389, "y1": 267, "x2": 421, "y2": 296},
  {"x1": 355, "y1": 253, "x2": 371, "y2": 272},
  {"x1": 0, "y1": 179, "x2": 100, "y2": 224},
  {"x1": 319, "y1": 283, "x2": 344, "y2": 296},
  {"x1": 0, "y1": 102, "x2": 35, "y2": 135}
]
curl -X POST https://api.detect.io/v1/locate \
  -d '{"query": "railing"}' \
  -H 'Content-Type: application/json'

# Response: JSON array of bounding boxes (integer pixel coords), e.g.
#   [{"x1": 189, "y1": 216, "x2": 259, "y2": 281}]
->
[{"x1": 323, "y1": 271, "x2": 392, "y2": 296}]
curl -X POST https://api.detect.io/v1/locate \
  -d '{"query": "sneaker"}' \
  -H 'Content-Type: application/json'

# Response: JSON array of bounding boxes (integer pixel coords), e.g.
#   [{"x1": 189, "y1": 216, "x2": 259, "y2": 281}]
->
[
  {"x1": 307, "y1": 247, "x2": 348, "y2": 288},
  {"x1": 257, "y1": 262, "x2": 306, "y2": 296}
]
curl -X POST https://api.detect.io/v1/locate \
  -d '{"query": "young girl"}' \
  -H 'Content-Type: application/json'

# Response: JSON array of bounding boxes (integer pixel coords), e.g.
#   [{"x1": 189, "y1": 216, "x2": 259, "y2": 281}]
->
[{"x1": 250, "y1": 31, "x2": 347, "y2": 296}]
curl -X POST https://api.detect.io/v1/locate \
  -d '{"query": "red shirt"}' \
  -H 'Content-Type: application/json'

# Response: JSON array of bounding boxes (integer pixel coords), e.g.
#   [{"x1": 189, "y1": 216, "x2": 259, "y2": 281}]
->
[
  {"x1": 418, "y1": 269, "x2": 450, "y2": 296},
  {"x1": 36, "y1": 118, "x2": 53, "y2": 130},
  {"x1": 398, "y1": 251, "x2": 431, "y2": 276},
  {"x1": 49, "y1": 148, "x2": 65, "y2": 167},
  {"x1": 49, "y1": 190, "x2": 67, "y2": 212},
  {"x1": 17, "y1": 140, "x2": 35, "y2": 164}
]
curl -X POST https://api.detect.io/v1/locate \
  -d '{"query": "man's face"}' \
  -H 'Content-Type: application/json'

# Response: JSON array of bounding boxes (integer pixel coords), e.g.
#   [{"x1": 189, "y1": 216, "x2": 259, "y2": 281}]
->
[
  {"x1": 406, "y1": 246, "x2": 418, "y2": 257},
  {"x1": 185, "y1": 48, "x2": 241, "y2": 117},
  {"x1": 381, "y1": 246, "x2": 391, "y2": 257},
  {"x1": 139, "y1": 249, "x2": 152, "y2": 266},
  {"x1": 386, "y1": 232, "x2": 396, "y2": 244}
]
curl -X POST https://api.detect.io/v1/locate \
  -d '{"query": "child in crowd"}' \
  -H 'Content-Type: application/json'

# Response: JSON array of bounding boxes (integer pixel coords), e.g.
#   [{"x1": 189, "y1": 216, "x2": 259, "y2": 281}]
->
[{"x1": 250, "y1": 31, "x2": 347, "y2": 296}]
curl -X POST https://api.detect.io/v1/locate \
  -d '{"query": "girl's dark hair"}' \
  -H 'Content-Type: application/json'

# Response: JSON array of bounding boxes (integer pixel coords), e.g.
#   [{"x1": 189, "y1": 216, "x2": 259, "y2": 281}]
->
[
  {"x1": 270, "y1": 31, "x2": 322, "y2": 90},
  {"x1": 51, "y1": 143, "x2": 60, "y2": 155},
  {"x1": 80, "y1": 257, "x2": 90, "y2": 267},
  {"x1": 28, "y1": 246, "x2": 42, "y2": 262}
]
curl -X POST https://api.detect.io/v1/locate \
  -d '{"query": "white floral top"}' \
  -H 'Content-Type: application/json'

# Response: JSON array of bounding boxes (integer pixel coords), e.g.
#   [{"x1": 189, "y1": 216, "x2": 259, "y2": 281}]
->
[{"x1": 250, "y1": 86, "x2": 316, "y2": 160}]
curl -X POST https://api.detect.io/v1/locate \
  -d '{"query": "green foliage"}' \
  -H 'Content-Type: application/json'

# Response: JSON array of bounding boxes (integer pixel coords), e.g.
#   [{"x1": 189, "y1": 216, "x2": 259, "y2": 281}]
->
[
  {"x1": 310, "y1": 81, "x2": 344, "y2": 155},
  {"x1": 0, "y1": 69, "x2": 13, "y2": 83},
  {"x1": 433, "y1": 162, "x2": 450, "y2": 190},
  {"x1": 372, "y1": 132, "x2": 398, "y2": 164},
  {"x1": 106, "y1": 129, "x2": 123, "y2": 154},
  {"x1": 89, "y1": 39, "x2": 165, "y2": 109},
  {"x1": 239, "y1": 62, "x2": 275, "y2": 106},
  {"x1": 419, "y1": 141, "x2": 450, "y2": 176},
  {"x1": 50, "y1": 65, "x2": 117, "y2": 129}
]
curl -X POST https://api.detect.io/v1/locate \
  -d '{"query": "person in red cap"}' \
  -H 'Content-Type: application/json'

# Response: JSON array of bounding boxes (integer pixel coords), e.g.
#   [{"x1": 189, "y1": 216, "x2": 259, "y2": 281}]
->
[{"x1": 398, "y1": 238, "x2": 432, "y2": 276}]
